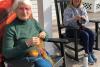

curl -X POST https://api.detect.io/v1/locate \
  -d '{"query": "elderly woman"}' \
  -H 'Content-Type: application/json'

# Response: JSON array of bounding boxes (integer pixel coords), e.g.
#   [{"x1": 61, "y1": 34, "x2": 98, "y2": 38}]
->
[
  {"x1": 2, "y1": 0, "x2": 52, "y2": 67},
  {"x1": 63, "y1": 0, "x2": 97, "y2": 65}
]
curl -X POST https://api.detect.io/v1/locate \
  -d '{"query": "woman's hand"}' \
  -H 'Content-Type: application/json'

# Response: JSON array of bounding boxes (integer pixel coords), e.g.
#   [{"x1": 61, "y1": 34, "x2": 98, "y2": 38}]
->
[
  {"x1": 38, "y1": 31, "x2": 46, "y2": 39},
  {"x1": 74, "y1": 15, "x2": 86, "y2": 22},
  {"x1": 25, "y1": 37, "x2": 41, "y2": 47},
  {"x1": 74, "y1": 15, "x2": 82, "y2": 21},
  {"x1": 25, "y1": 31, "x2": 46, "y2": 47},
  {"x1": 81, "y1": 16, "x2": 86, "y2": 20}
]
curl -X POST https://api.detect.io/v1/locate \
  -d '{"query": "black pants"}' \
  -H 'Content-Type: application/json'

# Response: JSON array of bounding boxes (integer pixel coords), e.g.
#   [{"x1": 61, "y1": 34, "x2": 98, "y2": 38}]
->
[{"x1": 66, "y1": 27, "x2": 95, "y2": 54}]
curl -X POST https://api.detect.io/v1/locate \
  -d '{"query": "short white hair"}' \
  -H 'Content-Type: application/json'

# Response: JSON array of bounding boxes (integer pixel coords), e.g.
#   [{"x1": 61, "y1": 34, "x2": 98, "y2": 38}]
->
[{"x1": 12, "y1": 0, "x2": 32, "y2": 11}]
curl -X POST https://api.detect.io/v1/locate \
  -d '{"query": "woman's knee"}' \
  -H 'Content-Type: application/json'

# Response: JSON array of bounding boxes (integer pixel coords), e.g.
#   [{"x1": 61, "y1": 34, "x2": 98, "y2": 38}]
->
[
  {"x1": 84, "y1": 28, "x2": 95, "y2": 37},
  {"x1": 80, "y1": 30, "x2": 89, "y2": 39}
]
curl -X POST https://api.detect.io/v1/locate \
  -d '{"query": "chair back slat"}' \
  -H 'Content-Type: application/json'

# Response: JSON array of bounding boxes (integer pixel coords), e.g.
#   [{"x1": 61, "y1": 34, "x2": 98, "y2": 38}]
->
[
  {"x1": 54, "y1": 0, "x2": 68, "y2": 38},
  {"x1": 54, "y1": 0, "x2": 84, "y2": 61}
]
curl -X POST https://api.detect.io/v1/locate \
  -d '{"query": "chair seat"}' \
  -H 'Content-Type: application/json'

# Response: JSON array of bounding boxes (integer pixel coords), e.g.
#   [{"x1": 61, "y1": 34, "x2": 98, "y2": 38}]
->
[{"x1": 60, "y1": 32, "x2": 84, "y2": 61}]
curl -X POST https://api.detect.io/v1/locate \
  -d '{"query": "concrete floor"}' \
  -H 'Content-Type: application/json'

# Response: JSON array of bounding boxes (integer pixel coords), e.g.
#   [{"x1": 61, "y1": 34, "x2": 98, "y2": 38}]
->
[{"x1": 52, "y1": 12, "x2": 100, "y2": 67}]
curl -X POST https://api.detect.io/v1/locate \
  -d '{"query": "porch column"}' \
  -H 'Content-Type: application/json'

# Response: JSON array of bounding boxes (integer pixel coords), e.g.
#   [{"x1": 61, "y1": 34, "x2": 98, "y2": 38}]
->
[{"x1": 37, "y1": 0, "x2": 55, "y2": 55}]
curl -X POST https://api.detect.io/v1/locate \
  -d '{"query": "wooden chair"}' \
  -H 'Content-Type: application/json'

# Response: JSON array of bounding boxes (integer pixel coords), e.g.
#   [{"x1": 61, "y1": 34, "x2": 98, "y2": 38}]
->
[{"x1": 54, "y1": 0, "x2": 84, "y2": 61}]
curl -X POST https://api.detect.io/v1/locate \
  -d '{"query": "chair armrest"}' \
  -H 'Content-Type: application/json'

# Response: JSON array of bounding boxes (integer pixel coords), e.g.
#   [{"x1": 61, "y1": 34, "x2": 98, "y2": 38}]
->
[
  {"x1": 89, "y1": 19, "x2": 100, "y2": 23},
  {"x1": 45, "y1": 38, "x2": 69, "y2": 43},
  {"x1": 60, "y1": 24, "x2": 79, "y2": 30}
]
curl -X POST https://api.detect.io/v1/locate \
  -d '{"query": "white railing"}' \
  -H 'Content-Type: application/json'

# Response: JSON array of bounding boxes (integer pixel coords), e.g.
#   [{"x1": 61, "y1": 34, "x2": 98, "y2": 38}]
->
[
  {"x1": 83, "y1": 0, "x2": 100, "y2": 12},
  {"x1": 30, "y1": 0, "x2": 38, "y2": 20}
]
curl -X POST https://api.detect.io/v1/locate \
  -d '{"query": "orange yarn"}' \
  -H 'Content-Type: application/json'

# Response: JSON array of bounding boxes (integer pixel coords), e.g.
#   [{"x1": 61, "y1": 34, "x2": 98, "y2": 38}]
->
[
  {"x1": 29, "y1": 50, "x2": 39, "y2": 57},
  {"x1": 29, "y1": 39, "x2": 47, "y2": 58}
]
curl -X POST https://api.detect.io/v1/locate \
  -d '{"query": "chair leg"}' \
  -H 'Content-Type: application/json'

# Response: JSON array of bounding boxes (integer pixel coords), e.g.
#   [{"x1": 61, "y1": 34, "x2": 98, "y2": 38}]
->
[
  {"x1": 74, "y1": 40, "x2": 79, "y2": 61},
  {"x1": 74, "y1": 30, "x2": 79, "y2": 61},
  {"x1": 60, "y1": 43, "x2": 66, "y2": 67}
]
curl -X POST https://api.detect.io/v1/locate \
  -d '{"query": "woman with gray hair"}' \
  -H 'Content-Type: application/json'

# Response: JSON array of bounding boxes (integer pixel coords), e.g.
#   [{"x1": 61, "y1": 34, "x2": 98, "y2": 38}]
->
[{"x1": 2, "y1": 0, "x2": 52, "y2": 67}]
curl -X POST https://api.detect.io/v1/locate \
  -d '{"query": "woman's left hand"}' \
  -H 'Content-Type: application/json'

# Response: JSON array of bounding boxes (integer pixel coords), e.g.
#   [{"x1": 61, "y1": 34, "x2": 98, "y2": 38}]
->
[{"x1": 39, "y1": 31, "x2": 46, "y2": 39}]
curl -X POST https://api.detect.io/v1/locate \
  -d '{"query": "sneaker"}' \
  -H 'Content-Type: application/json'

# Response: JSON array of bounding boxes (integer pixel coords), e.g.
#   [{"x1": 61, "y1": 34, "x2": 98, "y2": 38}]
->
[
  {"x1": 88, "y1": 54, "x2": 94, "y2": 65},
  {"x1": 91, "y1": 54, "x2": 97, "y2": 62}
]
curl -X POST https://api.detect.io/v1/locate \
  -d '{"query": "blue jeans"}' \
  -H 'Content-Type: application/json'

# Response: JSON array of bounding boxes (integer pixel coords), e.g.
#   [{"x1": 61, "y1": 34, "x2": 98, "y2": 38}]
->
[
  {"x1": 25, "y1": 56, "x2": 52, "y2": 67},
  {"x1": 66, "y1": 27, "x2": 95, "y2": 54},
  {"x1": 7, "y1": 56, "x2": 52, "y2": 67}
]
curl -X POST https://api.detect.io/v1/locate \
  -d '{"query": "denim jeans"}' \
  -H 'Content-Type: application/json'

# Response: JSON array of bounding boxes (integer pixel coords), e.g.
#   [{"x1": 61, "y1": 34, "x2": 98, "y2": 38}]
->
[
  {"x1": 66, "y1": 27, "x2": 95, "y2": 54},
  {"x1": 7, "y1": 56, "x2": 52, "y2": 67},
  {"x1": 25, "y1": 56, "x2": 52, "y2": 67}
]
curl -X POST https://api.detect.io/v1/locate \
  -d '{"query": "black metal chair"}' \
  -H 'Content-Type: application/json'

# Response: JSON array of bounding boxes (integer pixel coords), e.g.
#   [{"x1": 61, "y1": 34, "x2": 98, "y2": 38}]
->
[{"x1": 54, "y1": 0, "x2": 84, "y2": 61}]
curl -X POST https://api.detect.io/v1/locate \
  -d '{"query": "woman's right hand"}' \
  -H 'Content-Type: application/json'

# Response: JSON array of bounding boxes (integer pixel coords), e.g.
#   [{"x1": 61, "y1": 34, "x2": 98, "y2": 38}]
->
[
  {"x1": 74, "y1": 15, "x2": 82, "y2": 21},
  {"x1": 25, "y1": 37, "x2": 41, "y2": 47}
]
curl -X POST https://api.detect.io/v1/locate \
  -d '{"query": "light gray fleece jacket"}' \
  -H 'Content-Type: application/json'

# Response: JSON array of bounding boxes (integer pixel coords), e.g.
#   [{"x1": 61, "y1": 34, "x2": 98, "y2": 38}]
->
[{"x1": 63, "y1": 6, "x2": 89, "y2": 29}]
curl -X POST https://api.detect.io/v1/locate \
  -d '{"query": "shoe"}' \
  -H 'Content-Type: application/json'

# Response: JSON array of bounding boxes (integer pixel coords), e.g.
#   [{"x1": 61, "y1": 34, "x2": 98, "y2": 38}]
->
[
  {"x1": 91, "y1": 54, "x2": 97, "y2": 62},
  {"x1": 88, "y1": 54, "x2": 94, "y2": 65}
]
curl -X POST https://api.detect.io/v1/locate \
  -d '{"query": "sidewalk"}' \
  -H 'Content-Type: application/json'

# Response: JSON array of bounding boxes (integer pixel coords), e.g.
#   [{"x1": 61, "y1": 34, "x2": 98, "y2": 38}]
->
[{"x1": 52, "y1": 12, "x2": 100, "y2": 67}]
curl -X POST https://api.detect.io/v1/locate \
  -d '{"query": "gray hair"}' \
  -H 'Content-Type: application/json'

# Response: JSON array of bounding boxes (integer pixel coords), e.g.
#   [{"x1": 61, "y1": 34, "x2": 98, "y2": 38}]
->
[{"x1": 12, "y1": 0, "x2": 32, "y2": 11}]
